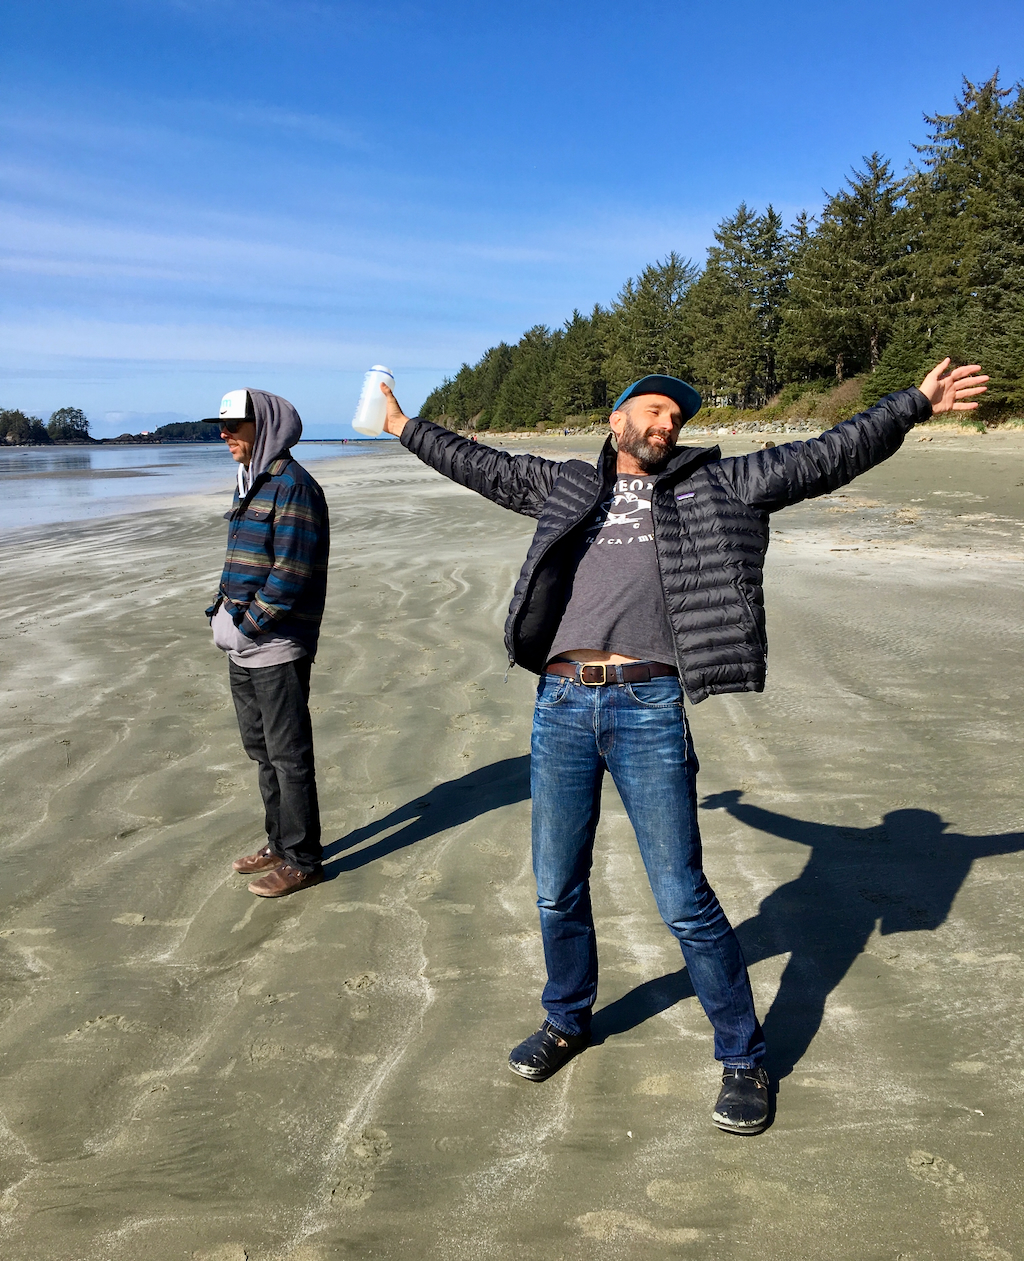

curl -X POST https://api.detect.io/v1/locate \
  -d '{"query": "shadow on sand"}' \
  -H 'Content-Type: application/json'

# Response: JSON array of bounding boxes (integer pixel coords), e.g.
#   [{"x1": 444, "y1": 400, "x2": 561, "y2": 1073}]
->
[
  {"x1": 324, "y1": 757, "x2": 1022, "y2": 1080},
  {"x1": 323, "y1": 754, "x2": 531, "y2": 874},
  {"x1": 595, "y1": 790, "x2": 1024, "y2": 1076}
]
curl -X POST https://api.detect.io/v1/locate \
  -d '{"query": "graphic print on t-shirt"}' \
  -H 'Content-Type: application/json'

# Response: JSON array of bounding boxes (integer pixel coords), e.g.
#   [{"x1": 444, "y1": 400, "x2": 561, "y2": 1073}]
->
[
  {"x1": 584, "y1": 477, "x2": 656, "y2": 545},
  {"x1": 547, "y1": 473, "x2": 675, "y2": 665}
]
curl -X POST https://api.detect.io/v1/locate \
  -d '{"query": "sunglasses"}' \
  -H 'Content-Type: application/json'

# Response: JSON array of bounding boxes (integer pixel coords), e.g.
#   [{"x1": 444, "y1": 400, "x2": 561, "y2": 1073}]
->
[{"x1": 219, "y1": 418, "x2": 250, "y2": 434}]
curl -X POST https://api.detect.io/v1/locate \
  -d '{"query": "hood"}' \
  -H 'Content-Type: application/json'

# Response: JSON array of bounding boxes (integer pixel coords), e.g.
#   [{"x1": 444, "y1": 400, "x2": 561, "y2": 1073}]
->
[{"x1": 247, "y1": 389, "x2": 303, "y2": 481}]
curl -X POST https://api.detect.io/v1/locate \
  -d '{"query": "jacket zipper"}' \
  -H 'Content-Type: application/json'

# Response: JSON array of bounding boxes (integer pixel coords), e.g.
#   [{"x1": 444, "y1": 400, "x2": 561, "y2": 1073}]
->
[
  {"x1": 650, "y1": 487, "x2": 687, "y2": 684},
  {"x1": 507, "y1": 457, "x2": 614, "y2": 664}
]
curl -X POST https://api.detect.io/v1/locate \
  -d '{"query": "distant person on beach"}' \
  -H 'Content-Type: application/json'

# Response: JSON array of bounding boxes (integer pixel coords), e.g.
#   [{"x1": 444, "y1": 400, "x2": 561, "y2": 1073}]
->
[
  {"x1": 205, "y1": 389, "x2": 330, "y2": 898},
  {"x1": 379, "y1": 358, "x2": 986, "y2": 1134}
]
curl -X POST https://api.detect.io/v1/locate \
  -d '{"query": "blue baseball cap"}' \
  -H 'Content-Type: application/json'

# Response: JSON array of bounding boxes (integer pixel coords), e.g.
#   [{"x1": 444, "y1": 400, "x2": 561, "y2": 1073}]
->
[{"x1": 612, "y1": 374, "x2": 702, "y2": 422}]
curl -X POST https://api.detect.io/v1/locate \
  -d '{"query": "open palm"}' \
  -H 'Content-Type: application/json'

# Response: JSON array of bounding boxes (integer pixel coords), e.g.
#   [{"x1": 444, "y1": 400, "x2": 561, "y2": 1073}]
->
[{"x1": 918, "y1": 358, "x2": 988, "y2": 414}]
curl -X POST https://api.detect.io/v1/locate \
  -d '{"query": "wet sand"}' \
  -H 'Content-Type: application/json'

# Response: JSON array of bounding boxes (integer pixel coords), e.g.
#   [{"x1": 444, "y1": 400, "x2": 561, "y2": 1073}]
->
[{"x1": 0, "y1": 430, "x2": 1022, "y2": 1260}]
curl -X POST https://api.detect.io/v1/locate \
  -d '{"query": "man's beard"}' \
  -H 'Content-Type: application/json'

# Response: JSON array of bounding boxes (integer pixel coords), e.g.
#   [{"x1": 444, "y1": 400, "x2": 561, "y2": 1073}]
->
[{"x1": 617, "y1": 419, "x2": 677, "y2": 472}]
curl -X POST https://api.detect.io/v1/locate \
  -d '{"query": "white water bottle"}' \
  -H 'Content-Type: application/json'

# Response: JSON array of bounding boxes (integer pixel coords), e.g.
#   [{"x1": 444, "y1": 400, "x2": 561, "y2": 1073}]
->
[{"x1": 351, "y1": 365, "x2": 395, "y2": 436}]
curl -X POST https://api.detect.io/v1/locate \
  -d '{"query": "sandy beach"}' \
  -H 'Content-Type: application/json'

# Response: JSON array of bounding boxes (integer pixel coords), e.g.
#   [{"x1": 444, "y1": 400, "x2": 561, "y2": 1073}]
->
[{"x1": 0, "y1": 428, "x2": 1022, "y2": 1260}]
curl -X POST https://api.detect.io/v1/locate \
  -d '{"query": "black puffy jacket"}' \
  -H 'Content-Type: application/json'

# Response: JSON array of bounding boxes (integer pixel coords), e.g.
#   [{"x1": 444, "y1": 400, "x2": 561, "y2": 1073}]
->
[{"x1": 400, "y1": 387, "x2": 931, "y2": 702}]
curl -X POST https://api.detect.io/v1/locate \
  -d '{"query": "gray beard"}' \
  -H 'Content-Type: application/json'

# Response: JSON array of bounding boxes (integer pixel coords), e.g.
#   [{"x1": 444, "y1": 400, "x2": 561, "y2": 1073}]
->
[{"x1": 617, "y1": 421, "x2": 678, "y2": 472}]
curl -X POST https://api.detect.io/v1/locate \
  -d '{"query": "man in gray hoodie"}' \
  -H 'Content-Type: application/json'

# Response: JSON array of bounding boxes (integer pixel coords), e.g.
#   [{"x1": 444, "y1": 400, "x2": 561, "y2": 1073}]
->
[{"x1": 204, "y1": 388, "x2": 331, "y2": 897}]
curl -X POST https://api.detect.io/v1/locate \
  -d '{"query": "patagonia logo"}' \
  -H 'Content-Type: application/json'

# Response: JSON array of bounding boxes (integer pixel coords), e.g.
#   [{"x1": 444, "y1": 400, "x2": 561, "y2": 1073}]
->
[{"x1": 676, "y1": 492, "x2": 695, "y2": 500}]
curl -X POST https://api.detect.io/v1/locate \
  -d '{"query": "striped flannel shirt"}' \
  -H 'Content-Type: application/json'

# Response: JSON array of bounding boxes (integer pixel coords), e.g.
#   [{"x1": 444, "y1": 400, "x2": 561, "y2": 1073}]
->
[{"x1": 207, "y1": 455, "x2": 330, "y2": 656}]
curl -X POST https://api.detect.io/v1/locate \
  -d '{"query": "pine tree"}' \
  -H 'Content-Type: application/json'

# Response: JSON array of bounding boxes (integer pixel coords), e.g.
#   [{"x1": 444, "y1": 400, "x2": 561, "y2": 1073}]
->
[
  {"x1": 783, "y1": 154, "x2": 910, "y2": 382},
  {"x1": 750, "y1": 206, "x2": 790, "y2": 397},
  {"x1": 906, "y1": 73, "x2": 1024, "y2": 413},
  {"x1": 490, "y1": 326, "x2": 559, "y2": 430},
  {"x1": 602, "y1": 253, "x2": 697, "y2": 397},
  {"x1": 909, "y1": 75, "x2": 1010, "y2": 330},
  {"x1": 685, "y1": 204, "x2": 790, "y2": 405},
  {"x1": 419, "y1": 343, "x2": 514, "y2": 426},
  {"x1": 47, "y1": 406, "x2": 90, "y2": 441},
  {"x1": 551, "y1": 306, "x2": 609, "y2": 419}
]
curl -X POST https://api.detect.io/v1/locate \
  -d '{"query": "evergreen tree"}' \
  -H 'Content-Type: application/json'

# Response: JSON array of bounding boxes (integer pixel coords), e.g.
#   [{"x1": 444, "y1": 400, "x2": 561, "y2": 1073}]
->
[
  {"x1": 750, "y1": 206, "x2": 790, "y2": 397},
  {"x1": 47, "y1": 406, "x2": 90, "y2": 441},
  {"x1": 909, "y1": 75, "x2": 1010, "y2": 331},
  {"x1": 0, "y1": 409, "x2": 50, "y2": 444},
  {"x1": 685, "y1": 255, "x2": 759, "y2": 405},
  {"x1": 490, "y1": 325, "x2": 559, "y2": 430},
  {"x1": 551, "y1": 306, "x2": 609, "y2": 419},
  {"x1": 420, "y1": 342, "x2": 514, "y2": 426},
  {"x1": 912, "y1": 75, "x2": 1024, "y2": 411},
  {"x1": 783, "y1": 154, "x2": 910, "y2": 381},
  {"x1": 685, "y1": 203, "x2": 788, "y2": 405},
  {"x1": 859, "y1": 315, "x2": 934, "y2": 407},
  {"x1": 603, "y1": 253, "x2": 697, "y2": 397}
]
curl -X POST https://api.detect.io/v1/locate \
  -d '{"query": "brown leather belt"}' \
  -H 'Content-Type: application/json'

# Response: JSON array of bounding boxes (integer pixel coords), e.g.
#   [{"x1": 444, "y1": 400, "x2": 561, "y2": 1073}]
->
[{"x1": 545, "y1": 660, "x2": 679, "y2": 687}]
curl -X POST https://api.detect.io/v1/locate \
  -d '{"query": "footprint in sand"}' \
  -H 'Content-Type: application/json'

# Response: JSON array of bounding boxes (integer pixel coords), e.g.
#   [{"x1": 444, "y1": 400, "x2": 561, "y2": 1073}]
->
[
  {"x1": 66, "y1": 1014, "x2": 143, "y2": 1039},
  {"x1": 249, "y1": 1037, "x2": 337, "y2": 1064},
  {"x1": 575, "y1": 1210, "x2": 702, "y2": 1245},
  {"x1": 331, "y1": 1126, "x2": 391, "y2": 1206},
  {"x1": 473, "y1": 839, "x2": 513, "y2": 859},
  {"x1": 905, "y1": 1152, "x2": 1011, "y2": 1259},
  {"x1": 634, "y1": 1071, "x2": 703, "y2": 1101},
  {"x1": 906, "y1": 1150, "x2": 966, "y2": 1189},
  {"x1": 343, "y1": 972, "x2": 378, "y2": 992}
]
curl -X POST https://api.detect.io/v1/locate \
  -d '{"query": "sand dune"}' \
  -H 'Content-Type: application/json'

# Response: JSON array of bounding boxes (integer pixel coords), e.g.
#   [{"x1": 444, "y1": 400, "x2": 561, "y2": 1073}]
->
[{"x1": 0, "y1": 433, "x2": 1021, "y2": 1259}]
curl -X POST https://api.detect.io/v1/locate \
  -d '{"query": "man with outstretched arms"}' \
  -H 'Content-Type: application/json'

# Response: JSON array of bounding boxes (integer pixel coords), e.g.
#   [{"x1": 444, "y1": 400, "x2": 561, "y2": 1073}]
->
[
  {"x1": 205, "y1": 389, "x2": 330, "y2": 898},
  {"x1": 381, "y1": 358, "x2": 986, "y2": 1133}
]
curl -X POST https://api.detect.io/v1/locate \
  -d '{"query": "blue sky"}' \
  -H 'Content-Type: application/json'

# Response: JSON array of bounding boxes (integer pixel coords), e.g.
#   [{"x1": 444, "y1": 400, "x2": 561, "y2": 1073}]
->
[{"x1": 2, "y1": 1, "x2": 1022, "y2": 437}]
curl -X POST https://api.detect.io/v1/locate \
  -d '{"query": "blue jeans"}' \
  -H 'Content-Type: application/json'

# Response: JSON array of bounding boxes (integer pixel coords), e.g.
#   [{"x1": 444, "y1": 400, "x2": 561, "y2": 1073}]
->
[{"x1": 530, "y1": 673, "x2": 765, "y2": 1067}]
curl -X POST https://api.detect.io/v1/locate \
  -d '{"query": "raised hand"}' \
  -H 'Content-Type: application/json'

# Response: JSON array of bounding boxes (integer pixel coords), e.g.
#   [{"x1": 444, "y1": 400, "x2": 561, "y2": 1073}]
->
[
  {"x1": 380, "y1": 382, "x2": 411, "y2": 437},
  {"x1": 918, "y1": 359, "x2": 989, "y2": 414}
]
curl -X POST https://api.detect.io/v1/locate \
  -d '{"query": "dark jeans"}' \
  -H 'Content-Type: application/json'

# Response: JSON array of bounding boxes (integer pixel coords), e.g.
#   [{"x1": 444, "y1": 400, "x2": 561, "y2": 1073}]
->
[
  {"x1": 228, "y1": 657, "x2": 322, "y2": 873},
  {"x1": 530, "y1": 672, "x2": 765, "y2": 1067}
]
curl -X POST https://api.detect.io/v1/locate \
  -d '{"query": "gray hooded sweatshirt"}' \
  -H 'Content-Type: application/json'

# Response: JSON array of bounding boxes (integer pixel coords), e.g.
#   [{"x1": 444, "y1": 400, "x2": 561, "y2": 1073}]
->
[{"x1": 237, "y1": 388, "x2": 304, "y2": 497}]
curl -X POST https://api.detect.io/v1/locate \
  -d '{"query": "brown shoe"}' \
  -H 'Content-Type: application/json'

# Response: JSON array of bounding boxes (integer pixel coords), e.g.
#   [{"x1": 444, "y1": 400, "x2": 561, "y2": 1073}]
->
[
  {"x1": 233, "y1": 845, "x2": 284, "y2": 875},
  {"x1": 248, "y1": 864, "x2": 325, "y2": 898}
]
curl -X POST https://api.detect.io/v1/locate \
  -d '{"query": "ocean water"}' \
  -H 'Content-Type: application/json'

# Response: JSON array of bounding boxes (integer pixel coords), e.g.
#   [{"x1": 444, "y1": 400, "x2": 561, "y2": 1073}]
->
[{"x1": 0, "y1": 441, "x2": 377, "y2": 532}]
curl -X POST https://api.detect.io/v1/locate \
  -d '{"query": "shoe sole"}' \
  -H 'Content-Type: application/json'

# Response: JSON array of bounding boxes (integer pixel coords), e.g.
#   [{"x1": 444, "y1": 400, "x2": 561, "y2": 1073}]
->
[
  {"x1": 508, "y1": 1060, "x2": 555, "y2": 1082},
  {"x1": 248, "y1": 875, "x2": 325, "y2": 897},
  {"x1": 711, "y1": 1112, "x2": 768, "y2": 1135}
]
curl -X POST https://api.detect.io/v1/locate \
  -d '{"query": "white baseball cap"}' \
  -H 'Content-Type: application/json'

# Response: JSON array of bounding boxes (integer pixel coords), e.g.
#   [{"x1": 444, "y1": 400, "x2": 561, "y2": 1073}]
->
[{"x1": 203, "y1": 389, "x2": 252, "y2": 424}]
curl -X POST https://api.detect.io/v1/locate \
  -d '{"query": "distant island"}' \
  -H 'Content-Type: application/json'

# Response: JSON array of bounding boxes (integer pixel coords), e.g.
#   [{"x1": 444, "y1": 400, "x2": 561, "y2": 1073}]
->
[
  {"x1": 0, "y1": 409, "x2": 223, "y2": 447},
  {"x1": 0, "y1": 408, "x2": 374, "y2": 447}
]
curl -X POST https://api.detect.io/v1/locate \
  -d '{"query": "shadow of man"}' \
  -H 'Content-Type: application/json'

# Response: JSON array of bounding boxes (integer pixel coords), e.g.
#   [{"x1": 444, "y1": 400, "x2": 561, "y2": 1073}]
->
[
  {"x1": 700, "y1": 790, "x2": 1024, "y2": 1078},
  {"x1": 323, "y1": 754, "x2": 531, "y2": 874}
]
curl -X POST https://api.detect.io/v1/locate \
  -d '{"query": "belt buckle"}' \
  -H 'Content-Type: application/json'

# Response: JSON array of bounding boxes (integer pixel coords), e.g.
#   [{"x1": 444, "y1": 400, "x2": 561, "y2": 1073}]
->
[{"x1": 580, "y1": 663, "x2": 607, "y2": 686}]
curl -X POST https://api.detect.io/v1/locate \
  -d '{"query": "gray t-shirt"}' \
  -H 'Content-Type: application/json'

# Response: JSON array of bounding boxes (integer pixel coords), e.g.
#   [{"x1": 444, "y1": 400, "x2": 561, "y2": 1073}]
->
[{"x1": 547, "y1": 475, "x2": 676, "y2": 666}]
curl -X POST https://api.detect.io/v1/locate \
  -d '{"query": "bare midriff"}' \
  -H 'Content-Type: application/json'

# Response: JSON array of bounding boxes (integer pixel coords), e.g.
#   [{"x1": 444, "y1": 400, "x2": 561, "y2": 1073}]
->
[{"x1": 551, "y1": 649, "x2": 641, "y2": 665}]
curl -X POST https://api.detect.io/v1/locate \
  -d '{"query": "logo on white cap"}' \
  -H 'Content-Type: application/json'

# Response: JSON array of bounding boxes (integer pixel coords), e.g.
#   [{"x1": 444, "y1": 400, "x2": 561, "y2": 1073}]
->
[{"x1": 219, "y1": 389, "x2": 249, "y2": 420}]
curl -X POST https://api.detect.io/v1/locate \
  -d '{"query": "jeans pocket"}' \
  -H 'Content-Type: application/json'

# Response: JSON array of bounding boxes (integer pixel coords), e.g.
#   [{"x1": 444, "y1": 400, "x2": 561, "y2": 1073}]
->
[
  {"x1": 535, "y1": 674, "x2": 573, "y2": 707},
  {"x1": 624, "y1": 678, "x2": 683, "y2": 708}
]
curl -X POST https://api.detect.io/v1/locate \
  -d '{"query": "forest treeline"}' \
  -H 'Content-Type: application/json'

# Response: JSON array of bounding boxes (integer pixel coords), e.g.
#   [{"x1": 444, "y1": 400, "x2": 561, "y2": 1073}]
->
[
  {"x1": 0, "y1": 407, "x2": 91, "y2": 444},
  {"x1": 421, "y1": 75, "x2": 1024, "y2": 431},
  {"x1": 0, "y1": 408, "x2": 220, "y2": 445}
]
